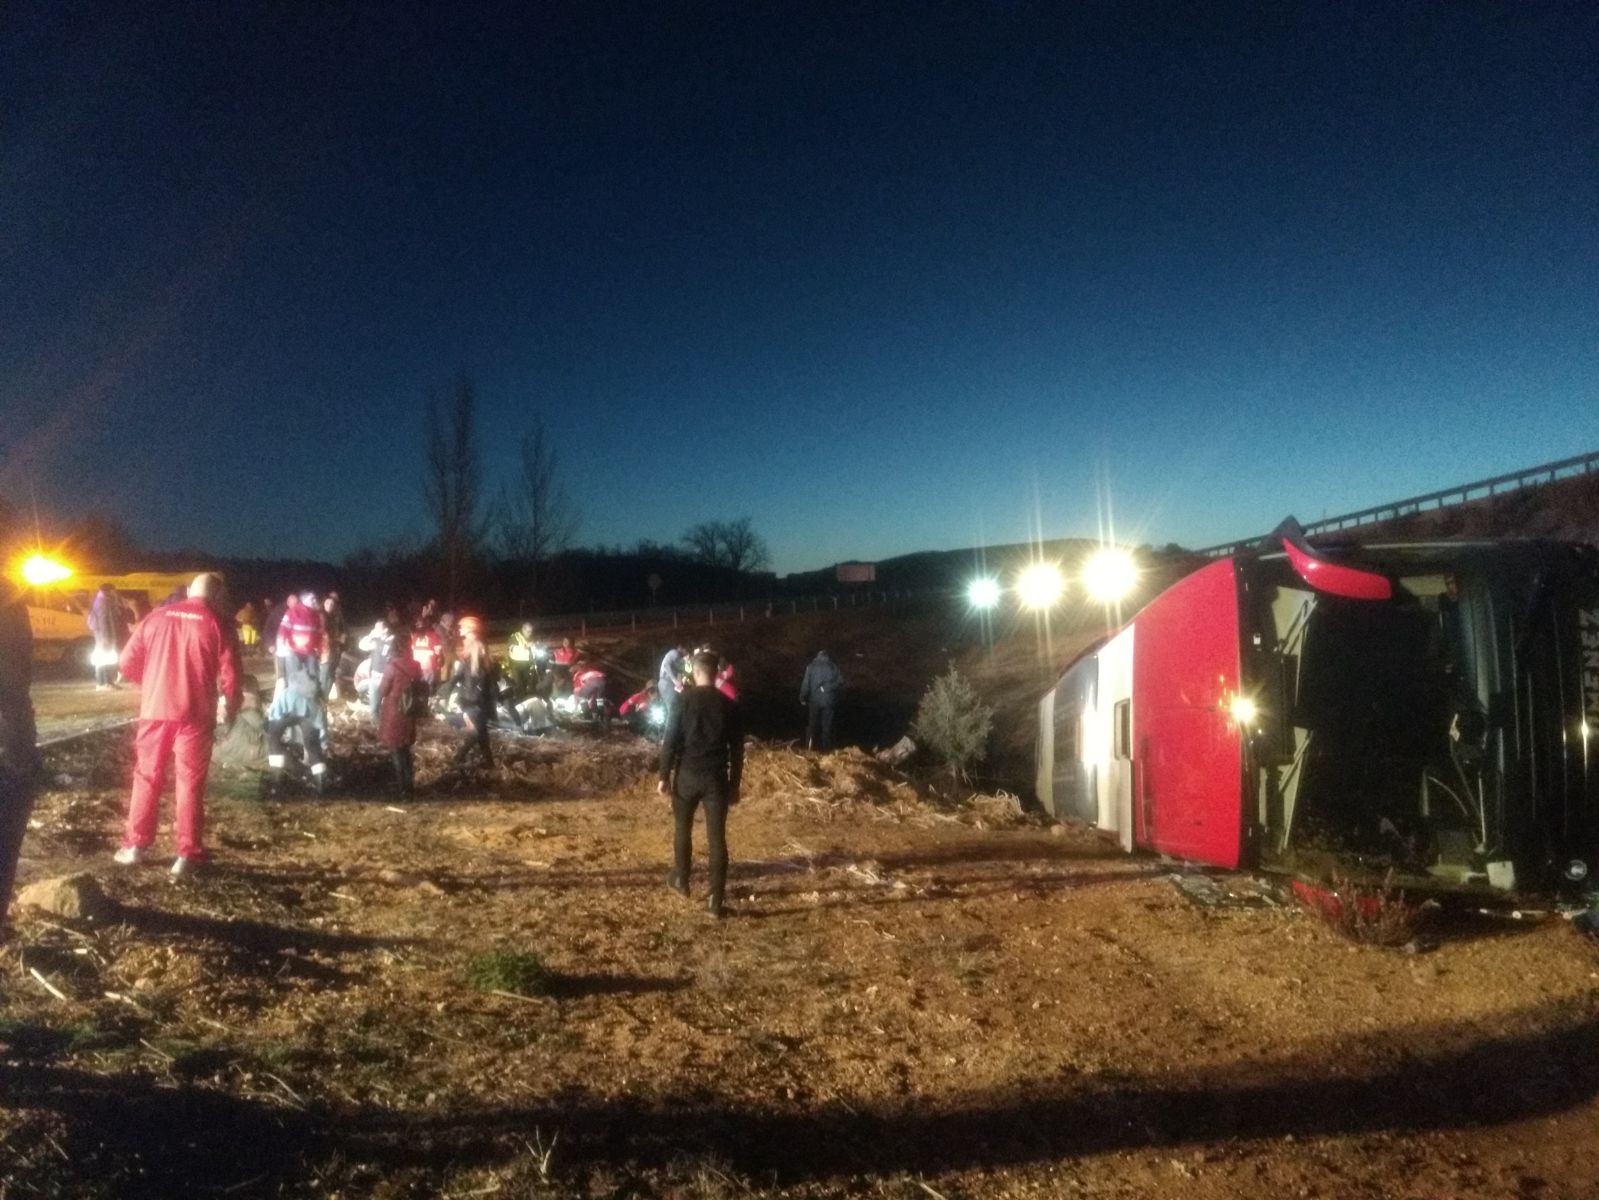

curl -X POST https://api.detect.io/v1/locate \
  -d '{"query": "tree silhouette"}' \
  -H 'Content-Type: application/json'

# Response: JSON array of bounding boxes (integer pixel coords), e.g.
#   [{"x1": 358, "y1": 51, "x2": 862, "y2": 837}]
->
[{"x1": 422, "y1": 376, "x2": 485, "y2": 606}]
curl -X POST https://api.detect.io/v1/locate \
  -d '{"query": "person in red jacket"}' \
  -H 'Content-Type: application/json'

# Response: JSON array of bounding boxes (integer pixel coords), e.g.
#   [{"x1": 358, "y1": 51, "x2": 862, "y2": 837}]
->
[
  {"x1": 276, "y1": 591, "x2": 325, "y2": 659},
  {"x1": 115, "y1": 574, "x2": 241, "y2": 876},
  {"x1": 618, "y1": 682, "x2": 657, "y2": 718},
  {"x1": 377, "y1": 630, "x2": 425, "y2": 798},
  {"x1": 570, "y1": 661, "x2": 607, "y2": 718}
]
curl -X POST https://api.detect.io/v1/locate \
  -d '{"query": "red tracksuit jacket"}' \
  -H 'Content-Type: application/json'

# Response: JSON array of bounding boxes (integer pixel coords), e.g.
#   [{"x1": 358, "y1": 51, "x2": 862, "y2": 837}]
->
[
  {"x1": 120, "y1": 598, "x2": 242, "y2": 726},
  {"x1": 277, "y1": 598, "x2": 326, "y2": 659}
]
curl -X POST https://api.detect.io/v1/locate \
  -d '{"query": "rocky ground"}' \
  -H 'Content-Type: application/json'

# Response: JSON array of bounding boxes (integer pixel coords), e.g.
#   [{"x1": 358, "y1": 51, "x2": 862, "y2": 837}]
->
[{"x1": 6, "y1": 606, "x2": 1599, "y2": 1198}]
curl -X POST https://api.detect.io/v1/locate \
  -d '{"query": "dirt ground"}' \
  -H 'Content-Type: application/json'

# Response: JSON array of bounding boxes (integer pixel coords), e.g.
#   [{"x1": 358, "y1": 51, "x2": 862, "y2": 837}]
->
[{"x1": 5, "y1": 607, "x2": 1599, "y2": 1199}]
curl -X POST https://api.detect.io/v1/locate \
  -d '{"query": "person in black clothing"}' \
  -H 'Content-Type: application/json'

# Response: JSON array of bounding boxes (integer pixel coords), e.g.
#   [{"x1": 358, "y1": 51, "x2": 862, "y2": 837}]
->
[
  {"x1": 1, "y1": 587, "x2": 41, "y2": 933},
  {"x1": 447, "y1": 616, "x2": 498, "y2": 767},
  {"x1": 658, "y1": 650, "x2": 744, "y2": 918},
  {"x1": 800, "y1": 649, "x2": 844, "y2": 751}
]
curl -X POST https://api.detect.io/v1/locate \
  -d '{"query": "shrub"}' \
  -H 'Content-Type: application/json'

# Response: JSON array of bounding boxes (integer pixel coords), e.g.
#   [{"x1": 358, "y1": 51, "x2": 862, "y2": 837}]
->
[
  {"x1": 911, "y1": 665, "x2": 994, "y2": 785},
  {"x1": 465, "y1": 949, "x2": 551, "y2": 996}
]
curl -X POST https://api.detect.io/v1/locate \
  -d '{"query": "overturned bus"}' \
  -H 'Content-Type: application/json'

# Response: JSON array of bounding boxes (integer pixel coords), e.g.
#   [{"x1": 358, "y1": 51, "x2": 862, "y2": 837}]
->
[{"x1": 1035, "y1": 520, "x2": 1599, "y2": 901}]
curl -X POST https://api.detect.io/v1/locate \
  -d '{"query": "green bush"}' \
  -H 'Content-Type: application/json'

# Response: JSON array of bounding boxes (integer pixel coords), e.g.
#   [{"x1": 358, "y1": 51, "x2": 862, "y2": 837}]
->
[
  {"x1": 911, "y1": 665, "x2": 994, "y2": 784},
  {"x1": 465, "y1": 949, "x2": 551, "y2": 996}
]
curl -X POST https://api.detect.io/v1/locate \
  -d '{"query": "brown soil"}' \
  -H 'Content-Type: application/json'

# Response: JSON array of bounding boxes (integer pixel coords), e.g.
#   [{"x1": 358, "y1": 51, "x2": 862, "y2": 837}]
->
[{"x1": 5, "y1": 605, "x2": 1599, "y2": 1198}]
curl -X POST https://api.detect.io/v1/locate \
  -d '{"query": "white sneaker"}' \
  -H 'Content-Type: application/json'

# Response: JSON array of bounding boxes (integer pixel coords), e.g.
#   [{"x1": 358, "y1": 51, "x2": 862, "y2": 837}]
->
[
  {"x1": 169, "y1": 857, "x2": 197, "y2": 878},
  {"x1": 113, "y1": 846, "x2": 144, "y2": 866}
]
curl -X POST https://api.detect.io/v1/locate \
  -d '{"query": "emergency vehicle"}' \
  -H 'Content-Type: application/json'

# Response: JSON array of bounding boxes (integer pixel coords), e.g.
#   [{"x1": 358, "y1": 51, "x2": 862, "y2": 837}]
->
[
  {"x1": 14, "y1": 556, "x2": 205, "y2": 663},
  {"x1": 1036, "y1": 520, "x2": 1599, "y2": 900}
]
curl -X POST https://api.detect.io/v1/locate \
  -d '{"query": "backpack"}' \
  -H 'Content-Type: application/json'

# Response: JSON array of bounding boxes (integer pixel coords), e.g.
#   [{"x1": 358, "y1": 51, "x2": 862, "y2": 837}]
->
[{"x1": 397, "y1": 677, "x2": 428, "y2": 719}]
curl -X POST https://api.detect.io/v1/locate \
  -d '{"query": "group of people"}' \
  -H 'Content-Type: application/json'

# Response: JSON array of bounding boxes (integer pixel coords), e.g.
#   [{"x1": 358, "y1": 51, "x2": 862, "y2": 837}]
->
[{"x1": 0, "y1": 562, "x2": 850, "y2": 927}]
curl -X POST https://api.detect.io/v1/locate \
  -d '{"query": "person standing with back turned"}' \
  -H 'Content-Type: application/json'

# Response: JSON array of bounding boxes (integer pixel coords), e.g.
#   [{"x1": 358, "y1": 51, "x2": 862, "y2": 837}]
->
[
  {"x1": 115, "y1": 573, "x2": 241, "y2": 877},
  {"x1": 800, "y1": 648, "x2": 843, "y2": 751},
  {"x1": 657, "y1": 650, "x2": 743, "y2": 918}
]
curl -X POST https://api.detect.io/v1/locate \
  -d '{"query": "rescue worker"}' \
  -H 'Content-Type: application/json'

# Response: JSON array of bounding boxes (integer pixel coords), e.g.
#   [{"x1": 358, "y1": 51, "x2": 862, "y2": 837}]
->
[
  {"x1": 619, "y1": 682, "x2": 662, "y2": 735},
  {"x1": 658, "y1": 650, "x2": 743, "y2": 918},
  {"x1": 446, "y1": 616, "x2": 498, "y2": 766},
  {"x1": 506, "y1": 621, "x2": 538, "y2": 697},
  {"x1": 619, "y1": 681, "x2": 658, "y2": 719},
  {"x1": 800, "y1": 649, "x2": 844, "y2": 751},
  {"x1": 235, "y1": 600, "x2": 260, "y2": 648},
  {"x1": 552, "y1": 636, "x2": 578, "y2": 667},
  {"x1": 275, "y1": 591, "x2": 325, "y2": 694},
  {"x1": 570, "y1": 660, "x2": 608, "y2": 720},
  {"x1": 378, "y1": 629, "x2": 425, "y2": 797},
  {"x1": 115, "y1": 573, "x2": 241, "y2": 877},
  {"x1": 412, "y1": 619, "x2": 443, "y2": 691},
  {"x1": 87, "y1": 583, "x2": 129, "y2": 688},
  {"x1": 1, "y1": 584, "x2": 41, "y2": 931},
  {"x1": 264, "y1": 654, "x2": 331, "y2": 794}
]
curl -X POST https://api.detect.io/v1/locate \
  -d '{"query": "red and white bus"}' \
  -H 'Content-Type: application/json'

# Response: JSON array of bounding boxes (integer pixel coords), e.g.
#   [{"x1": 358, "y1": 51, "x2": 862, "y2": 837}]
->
[{"x1": 1037, "y1": 520, "x2": 1599, "y2": 900}]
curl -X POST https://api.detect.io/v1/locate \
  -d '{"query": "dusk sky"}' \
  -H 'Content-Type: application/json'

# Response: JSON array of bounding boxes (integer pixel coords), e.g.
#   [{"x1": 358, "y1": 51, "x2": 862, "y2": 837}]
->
[{"x1": 3, "y1": 3, "x2": 1595, "y2": 574}]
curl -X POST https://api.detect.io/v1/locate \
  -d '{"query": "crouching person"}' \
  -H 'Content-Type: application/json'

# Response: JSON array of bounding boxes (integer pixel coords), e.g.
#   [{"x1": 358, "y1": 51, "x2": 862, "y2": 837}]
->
[
  {"x1": 378, "y1": 630, "x2": 425, "y2": 797},
  {"x1": 619, "y1": 682, "x2": 662, "y2": 736},
  {"x1": 265, "y1": 654, "x2": 331, "y2": 794}
]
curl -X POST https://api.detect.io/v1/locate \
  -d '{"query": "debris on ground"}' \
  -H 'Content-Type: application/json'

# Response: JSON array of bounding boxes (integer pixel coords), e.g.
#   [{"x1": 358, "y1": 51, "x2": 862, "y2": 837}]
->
[
  {"x1": 1168, "y1": 871, "x2": 1284, "y2": 910},
  {"x1": 876, "y1": 735, "x2": 917, "y2": 765},
  {"x1": 15, "y1": 872, "x2": 117, "y2": 921}
]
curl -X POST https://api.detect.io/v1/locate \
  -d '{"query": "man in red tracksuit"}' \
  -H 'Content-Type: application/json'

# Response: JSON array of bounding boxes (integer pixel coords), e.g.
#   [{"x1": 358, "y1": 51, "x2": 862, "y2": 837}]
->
[{"x1": 116, "y1": 574, "x2": 241, "y2": 876}]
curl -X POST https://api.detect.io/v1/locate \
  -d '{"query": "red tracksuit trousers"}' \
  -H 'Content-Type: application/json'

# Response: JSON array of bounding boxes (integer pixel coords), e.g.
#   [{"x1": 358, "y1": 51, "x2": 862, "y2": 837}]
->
[{"x1": 125, "y1": 719, "x2": 213, "y2": 859}]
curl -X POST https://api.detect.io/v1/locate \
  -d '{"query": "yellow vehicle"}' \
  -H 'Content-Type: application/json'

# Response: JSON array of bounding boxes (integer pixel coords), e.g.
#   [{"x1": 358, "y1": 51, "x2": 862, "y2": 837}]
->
[{"x1": 11, "y1": 554, "x2": 208, "y2": 664}]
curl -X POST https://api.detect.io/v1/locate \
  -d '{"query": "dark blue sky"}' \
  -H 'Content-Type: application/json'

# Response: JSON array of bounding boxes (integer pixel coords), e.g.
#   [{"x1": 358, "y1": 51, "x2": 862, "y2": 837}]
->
[{"x1": 3, "y1": 2, "x2": 1595, "y2": 573}]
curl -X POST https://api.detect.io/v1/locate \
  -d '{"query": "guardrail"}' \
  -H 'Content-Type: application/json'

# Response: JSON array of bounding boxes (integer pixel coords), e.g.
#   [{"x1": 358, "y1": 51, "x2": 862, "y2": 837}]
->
[{"x1": 1197, "y1": 448, "x2": 1599, "y2": 558}]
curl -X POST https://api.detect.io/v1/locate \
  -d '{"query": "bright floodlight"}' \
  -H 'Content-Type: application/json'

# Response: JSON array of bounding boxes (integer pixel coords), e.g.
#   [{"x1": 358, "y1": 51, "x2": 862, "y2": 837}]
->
[
  {"x1": 20, "y1": 554, "x2": 73, "y2": 587},
  {"x1": 967, "y1": 577, "x2": 1002, "y2": 609},
  {"x1": 1016, "y1": 562, "x2": 1065, "y2": 610},
  {"x1": 1082, "y1": 547, "x2": 1139, "y2": 603},
  {"x1": 1230, "y1": 696, "x2": 1258, "y2": 726}
]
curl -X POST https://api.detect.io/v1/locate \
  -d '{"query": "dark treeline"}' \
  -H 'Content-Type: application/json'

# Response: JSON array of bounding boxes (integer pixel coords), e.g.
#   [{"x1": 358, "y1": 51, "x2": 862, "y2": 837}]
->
[
  {"x1": 1, "y1": 501, "x2": 779, "y2": 622},
  {"x1": 80, "y1": 544, "x2": 777, "y2": 624}
]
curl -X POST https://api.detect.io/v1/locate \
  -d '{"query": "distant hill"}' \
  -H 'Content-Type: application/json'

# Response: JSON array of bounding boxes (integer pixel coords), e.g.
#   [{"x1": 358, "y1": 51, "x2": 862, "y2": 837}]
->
[{"x1": 785, "y1": 537, "x2": 1118, "y2": 592}]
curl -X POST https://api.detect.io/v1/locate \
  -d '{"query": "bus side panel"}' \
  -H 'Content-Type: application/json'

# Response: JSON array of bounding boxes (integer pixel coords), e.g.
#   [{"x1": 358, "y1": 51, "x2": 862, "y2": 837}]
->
[
  {"x1": 1050, "y1": 654, "x2": 1100, "y2": 825},
  {"x1": 1132, "y1": 558, "x2": 1245, "y2": 868}
]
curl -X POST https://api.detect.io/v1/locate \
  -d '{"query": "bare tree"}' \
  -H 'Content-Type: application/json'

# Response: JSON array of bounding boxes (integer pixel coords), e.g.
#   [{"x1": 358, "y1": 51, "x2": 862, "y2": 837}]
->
[
  {"x1": 495, "y1": 417, "x2": 580, "y2": 593},
  {"x1": 682, "y1": 521, "x2": 723, "y2": 565},
  {"x1": 717, "y1": 516, "x2": 771, "y2": 572},
  {"x1": 422, "y1": 376, "x2": 485, "y2": 606},
  {"x1": 680, "y1": 517, "x2": 771, "y2": 573}
]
